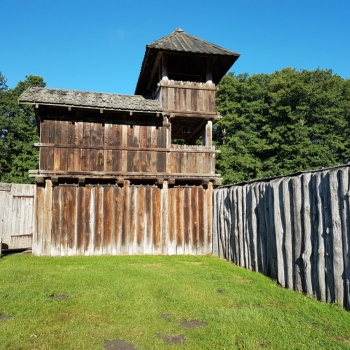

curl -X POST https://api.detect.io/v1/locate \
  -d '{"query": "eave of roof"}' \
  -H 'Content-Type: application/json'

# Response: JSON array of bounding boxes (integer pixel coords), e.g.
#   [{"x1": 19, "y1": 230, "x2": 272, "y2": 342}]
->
[
  {"x1": 135, "y1": 28, "x2": 240, "y2": 95},
  {"x1": 148, "y1": 28, "x2": 239, "y2": 56},
  {"x1": 19, "y1": 87, "x2": 163, "y2": 114}
]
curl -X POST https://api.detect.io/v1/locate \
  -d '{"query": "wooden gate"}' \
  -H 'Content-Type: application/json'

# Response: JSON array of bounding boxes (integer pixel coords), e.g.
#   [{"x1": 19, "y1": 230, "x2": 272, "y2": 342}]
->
[{"x1": 0, "y1": 183, "x2": 35, "y2": 250}]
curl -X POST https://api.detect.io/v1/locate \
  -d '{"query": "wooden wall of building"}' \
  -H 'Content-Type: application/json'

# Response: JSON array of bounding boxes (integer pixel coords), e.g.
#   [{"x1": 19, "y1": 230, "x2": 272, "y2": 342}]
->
[
  {"x1": 38, "y1": 121, "x2": 167, "y2": 174},
  {"x1": 37, "y1": 120, "x2": 217, "y2": 177},
  {"x1": 34, "y1": 180, "x2": 213, "y2": 256}
]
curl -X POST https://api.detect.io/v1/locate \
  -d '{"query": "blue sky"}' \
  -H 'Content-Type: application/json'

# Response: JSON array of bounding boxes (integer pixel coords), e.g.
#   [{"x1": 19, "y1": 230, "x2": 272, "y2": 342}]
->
[{"x1": 1, "y1": 0, "x2": 349, "y2": 95}]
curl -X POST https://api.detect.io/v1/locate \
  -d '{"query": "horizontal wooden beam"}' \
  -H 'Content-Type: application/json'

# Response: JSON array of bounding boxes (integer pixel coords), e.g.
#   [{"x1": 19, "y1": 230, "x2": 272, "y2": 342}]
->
[
  {"x1": 158, "y1": 82, "x2": 216, "y2": 91},
  {"x1": 34, "y1": 143, "x2": 219, "y2": 153}
]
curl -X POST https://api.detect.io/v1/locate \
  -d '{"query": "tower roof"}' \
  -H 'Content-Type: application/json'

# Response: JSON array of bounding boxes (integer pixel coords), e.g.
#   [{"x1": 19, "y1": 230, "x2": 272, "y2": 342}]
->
[{"x1": 135, "y1": 28, "x2": 240, "y2": 96}]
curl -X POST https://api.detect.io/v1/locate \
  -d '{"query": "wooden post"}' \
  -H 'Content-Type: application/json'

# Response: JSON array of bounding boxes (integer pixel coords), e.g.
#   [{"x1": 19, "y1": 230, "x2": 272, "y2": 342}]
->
[{"x1": 161, "y1": 54, "x2": 168, "y2": 81}]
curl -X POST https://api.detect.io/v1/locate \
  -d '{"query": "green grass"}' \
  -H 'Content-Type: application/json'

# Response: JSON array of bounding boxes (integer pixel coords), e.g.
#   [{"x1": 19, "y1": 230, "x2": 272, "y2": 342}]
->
[{"x1": 0, "y1": 254, "x2": 349, "y2": 350}]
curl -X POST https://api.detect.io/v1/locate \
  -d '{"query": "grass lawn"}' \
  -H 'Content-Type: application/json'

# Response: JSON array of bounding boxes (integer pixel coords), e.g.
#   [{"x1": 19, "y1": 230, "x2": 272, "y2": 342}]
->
[{"x1": 0, "y1": 254, "x2": 349, "y2": 350}]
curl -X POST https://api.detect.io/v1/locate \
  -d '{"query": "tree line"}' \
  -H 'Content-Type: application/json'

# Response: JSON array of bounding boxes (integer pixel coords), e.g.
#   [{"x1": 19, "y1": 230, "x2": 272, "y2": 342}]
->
[
  {"x1": 0, "y1": 72, "x2": 45, "y2": 183},
  {"x1": 0, "y1": 68, "x2": 349, "y2": 184},
  {"x1": 214, "y1": 68, "x2": 350, "y2": 184}
]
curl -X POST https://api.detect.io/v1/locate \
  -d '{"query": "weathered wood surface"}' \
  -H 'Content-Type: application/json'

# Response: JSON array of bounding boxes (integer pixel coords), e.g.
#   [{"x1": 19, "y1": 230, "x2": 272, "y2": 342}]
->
[
  {"x1": 38, "y1": 121, "x2": 217, "y2": 177},
  {"x1": 159, "y1": 80, "x2": 216, "y2": 114},
  {"x1": 0, "y1": 183, "x2": 35, "y2": 249},
  {"x1": 213, "y1": 166, "x2": 350, "y2": 310},
  {"x1": 34, "y1": 181, "x2": 213, "y2": 256}
]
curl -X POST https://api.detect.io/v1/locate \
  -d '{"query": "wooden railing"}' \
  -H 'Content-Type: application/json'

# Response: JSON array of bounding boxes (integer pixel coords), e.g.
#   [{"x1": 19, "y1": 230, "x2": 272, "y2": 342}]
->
[{"x1": 158, "y1": 80, "x2": 216, "y2": 114}]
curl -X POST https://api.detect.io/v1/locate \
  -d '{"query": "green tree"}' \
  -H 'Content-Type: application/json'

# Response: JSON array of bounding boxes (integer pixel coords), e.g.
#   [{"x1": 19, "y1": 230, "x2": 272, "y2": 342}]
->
[
  {"x1": 0, "y1": 73, "x2": 45, "y2": 183},
  {"x1": 215, "y1": 69, "x2": 350, "y2": 184}
]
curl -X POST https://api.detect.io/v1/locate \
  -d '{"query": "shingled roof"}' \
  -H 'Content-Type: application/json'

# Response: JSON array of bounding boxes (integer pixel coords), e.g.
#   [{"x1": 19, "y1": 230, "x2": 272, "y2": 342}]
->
[
  {"x1": 148, "y1": 28, "x2": 238, "y2": 56},
  {"x1": 135, "y1": 28, "x2": 240, "y2": 96},
  {"x1": 19, "y1": 87, "x2": 163, "y2": 113}
]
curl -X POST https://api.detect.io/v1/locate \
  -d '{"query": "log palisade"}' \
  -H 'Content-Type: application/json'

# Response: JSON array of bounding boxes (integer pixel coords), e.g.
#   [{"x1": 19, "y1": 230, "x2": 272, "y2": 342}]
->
[
  {"x1": 213, "y1": 165, "x2": 350, "y2": 310},
  {"x1": 19, "y1": 28, "x2": 240, "y2": 256}
]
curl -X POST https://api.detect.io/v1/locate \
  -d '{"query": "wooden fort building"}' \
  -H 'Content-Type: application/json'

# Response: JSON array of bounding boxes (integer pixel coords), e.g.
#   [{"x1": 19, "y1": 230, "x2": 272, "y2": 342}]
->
[{"x1": 19, "y1": 28, "x2": 239, "y2": 255}]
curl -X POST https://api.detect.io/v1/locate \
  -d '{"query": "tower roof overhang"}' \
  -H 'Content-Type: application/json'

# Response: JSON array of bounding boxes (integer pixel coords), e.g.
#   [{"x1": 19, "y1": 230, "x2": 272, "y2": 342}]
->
[{"x1": 135, "y1": 28, "x2": 240, "y2": 96}]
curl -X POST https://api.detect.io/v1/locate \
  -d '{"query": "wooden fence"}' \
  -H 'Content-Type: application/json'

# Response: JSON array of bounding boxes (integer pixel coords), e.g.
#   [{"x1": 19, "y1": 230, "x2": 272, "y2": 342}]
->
[
  {"x1": 213, "y1": 165, "x2": 350, "y2": 310},
  {"x1": 0, "y1": 183, "x2": 35, "y2": 250},
  {"x1": 34, "y1": 180, "x2": 213, "y2": 256}
]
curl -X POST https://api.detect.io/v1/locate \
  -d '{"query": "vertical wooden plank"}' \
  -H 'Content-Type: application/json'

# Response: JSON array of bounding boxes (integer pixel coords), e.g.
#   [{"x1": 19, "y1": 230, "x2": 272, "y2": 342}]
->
[
  {"x1": 67, "y1": 186, "x2": 76, "y2": 256},
  {"x1": 74, "y1": 121, "x2": 83, "y2": 172},
  {"x1": 315, "y1": 172, "x2": 326, "y2": 301},
  {"x1": 338, "y1": 168, "x2": 350, "y2": 309},
  {"x1": 53, "y1": 121, "x2": 62, "y2": 171},
  {"x1": 45, "y1": 119, "x2": 55, "y2": 170},
  {"x1": 67, "y1": 120, "x2": 75, "y2": 171},
  {"x1": 51, "y1": 185, "x2": 61, "y2": 256},
  {"x1": 60, "y1": 186, "x2": 68, "y2": 256},
  {"x1": 82, "y1": 122, "x2": 91, "y2": 171},
  {"x1": 34, "y1": 186, "x2": 44, "y2": 255},
  {"x1": 103, "y1": 186, "x2": 113, "y2": 255},
  {"x1": 176, "y1": 187, "x2": 184, "y2": 254},
  {"x1": 40, "y1": 120, "x2": 49, "y2": 170},
  {"x1": 129, "y1": 185, "x2": 136, "y2": 254},
  {"x1": 104, "y1": 123, "x2": 113, "y2": 172},
  {"x1": 329, "y1": 170, "x2": 344, "y2": 304},
  {"x1": 122, "y1": 181, "x2": 130, "y2": 253},
  {"x1": 191, "y1": 186, "x2": 199, "y2": 254},
  {"x1": 301, "y1": 173, "x2": 313, "y2": 295},
  {"x1": 137, "y1": 186, "x2": 145, "y2": 253},
  {"x1": 113, "y1": 185, "x2": 123, "y2": 255},
  {"x1": 92, "y1": 122, "x2": 104, "y2": 172},
  {"x1": 183, "y1": 187, "x2": 191, "y2": 254},
  {"x1": 145, "y1": 185, "x2": 153, "y2": 254},
  {"x1": 42, "y1": 180, "x2": 52, "y2": 255},
  {"x1": 60, "y1": 121, "x2": 69, "y2": 171},
  {"x1": 161, "y1": 181, "x2": 168, "y2": 254},
  {"x1": 94, "y1": 185, "x2": 103, "y2": 255},
  {"x1": 153, "y1": 186, "x2": 161, "y2": 254},
  {"x1": 76, "y1": 185, "x2": 85, "y2": 255},
  {"x1": 168, "y1": 187, "x2": 176, "y2": 255},
  {"x1": 84, "y1": 186, "x2": 92, "y2": 255}
]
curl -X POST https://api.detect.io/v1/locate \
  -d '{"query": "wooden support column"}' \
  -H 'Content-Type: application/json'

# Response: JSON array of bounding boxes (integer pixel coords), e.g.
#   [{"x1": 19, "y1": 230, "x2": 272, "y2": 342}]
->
[
  {"x1": 206, "y1": 58, "x2": 213, "y2": 83},
  {"x1": 161, "y1": 54, "x2": 168, "y2": 81},
  {"x1": 202, "y1": 120, "x2": 213, "y2": 146}
]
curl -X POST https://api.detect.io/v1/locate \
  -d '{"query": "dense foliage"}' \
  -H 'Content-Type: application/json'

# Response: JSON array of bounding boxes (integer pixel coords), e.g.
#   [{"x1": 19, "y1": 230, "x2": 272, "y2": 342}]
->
[
  {"x1": 215, "y1": 68, "x2": 350, "y2": 184},
  {"x1": 0, "y1": 72, "x2": 45, "y2": 183}
]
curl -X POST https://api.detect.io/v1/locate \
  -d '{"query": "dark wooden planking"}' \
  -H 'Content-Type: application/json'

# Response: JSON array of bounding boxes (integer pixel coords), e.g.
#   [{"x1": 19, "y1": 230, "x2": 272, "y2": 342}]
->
[
  {"x1": 76, "y1": 186, "x2": 85, "y2": 255},
  {"x1": 103, "y1": 186, "x2": 113, "y2": 254},
  {"x1": 153, "y1": 186, "x2": 161, "y2": 253},
  {"x1": 60, "y1": 121, "x2": 69, "y2": 171},
  {"x1": 74, "y1": 121, "x2": 83, "y2": 172},
  {"x1": 67, "y1": 121, "x2": 75, "y2": 171},
  {"x1": 66, "y1": 186, "x2": 76, "y2": 255},
  {"x1": 82, "y1": 123, "x2": 91, "y2": 171}
]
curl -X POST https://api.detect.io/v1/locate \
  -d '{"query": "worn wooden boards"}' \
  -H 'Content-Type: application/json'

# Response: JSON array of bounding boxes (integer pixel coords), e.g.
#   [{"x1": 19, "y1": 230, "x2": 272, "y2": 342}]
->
[
  {"x1": 34, "y1": 180, "x2": 213, "y2": 256},
  {"x1": 0, "y1": 183, "x2": 35, "y2": 249},
  {"x1": 159, "y1": 80, "x2": 216, "y2": 114},
  {"x1": 213, "y1": 166, "x2": 350, "y2": 310},
  {"x1": 38, "y1": 120, "x2": 217, "y2": 178}
]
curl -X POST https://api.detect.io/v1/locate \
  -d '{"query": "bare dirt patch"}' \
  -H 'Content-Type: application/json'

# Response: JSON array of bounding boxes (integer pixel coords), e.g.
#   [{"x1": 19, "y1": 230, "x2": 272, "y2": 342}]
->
[
  {"x1": 158, "y1": 333, "x2": 185, "y2": 345},
  {"x1": 49, "y1": 294, "x2": 69, "y2": 300},
  {"x1": 217, "y1": 289, "x2": 225, "y2": 294},
  {"x1": 159, "y1": 313, "x2": 172, "y2": 319},
  {"x1": 180, "y1": 319, "x2": 208, "y2": 328},
  {"x1": 104, "y1": 339, "x2": 139, "y2": 350},
  {"x1": 335, "y1": 336, "x2": 350, "y2": 344},
  {"x1": 0, "y1": 313, "x2": 11, "y2": 320}
]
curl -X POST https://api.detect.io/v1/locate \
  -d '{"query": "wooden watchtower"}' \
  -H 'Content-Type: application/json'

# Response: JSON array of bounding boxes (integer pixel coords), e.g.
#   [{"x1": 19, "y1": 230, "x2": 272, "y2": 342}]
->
[{"x1": 19, "y1": 28, "x2": 239, "y2": 256}]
